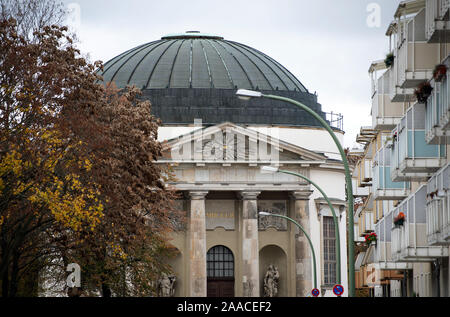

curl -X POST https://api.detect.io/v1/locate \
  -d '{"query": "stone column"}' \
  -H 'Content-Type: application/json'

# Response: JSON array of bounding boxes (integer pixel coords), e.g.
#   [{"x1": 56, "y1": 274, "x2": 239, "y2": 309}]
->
[
  {"x1": 239, "y1": 191, "x2": 261, "y2": 297},
  {"x1": 290, "y1": 191, "x2": 313, "y2": 297},
  {"x1": 188, "y1": 191, "x2": 208, "y2": 297}
]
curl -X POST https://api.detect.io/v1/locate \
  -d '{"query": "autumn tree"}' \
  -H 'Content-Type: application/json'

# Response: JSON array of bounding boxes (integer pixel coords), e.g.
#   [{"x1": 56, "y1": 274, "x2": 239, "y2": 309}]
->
[
  {"x1": 0, "y1": 16, "x2": 106, "y2": 297},
  {"x1": 0, "y1": 16, "x2": 182, "y2": 297},
  {"x1": 60, "y1": 83, "x2": 183, "y2": 297},
  {"x1": 0, "y1": 0, "x2": 66, "y2": 41}
]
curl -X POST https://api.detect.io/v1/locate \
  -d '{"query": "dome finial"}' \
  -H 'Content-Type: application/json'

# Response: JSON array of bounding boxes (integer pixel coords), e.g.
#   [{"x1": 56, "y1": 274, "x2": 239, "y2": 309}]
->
[{"x1": 161, "y1": 31, "x2": 224, "y2": 40}]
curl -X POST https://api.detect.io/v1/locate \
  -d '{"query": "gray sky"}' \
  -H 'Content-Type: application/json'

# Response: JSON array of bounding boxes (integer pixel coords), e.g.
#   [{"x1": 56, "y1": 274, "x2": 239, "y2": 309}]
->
[{"x1": 62, "y1": 0, "x2": 402, "y2": 148}]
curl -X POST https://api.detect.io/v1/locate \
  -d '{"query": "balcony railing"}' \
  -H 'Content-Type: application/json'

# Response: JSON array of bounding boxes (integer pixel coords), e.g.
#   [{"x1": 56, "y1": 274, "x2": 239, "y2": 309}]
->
[
  {"x1": 388, "y1": 60, "x2": 415, "y2": 102},
  {"x1": 390, "y1": 185, "x2": 449, "y2": 262},
  {"x1": 390, "y1": 103, "x2": 447, "y2": 181},
  {"x1": 371, "y1": 68, "x2": 405, "y2": 130},
  {"x1": 425, "y1": 61, "x2": 450, "y2": 144},
  {"x1": 372, "y1": 145, "x2": 410, "y2": 200},
  {"x1": 426, "y1": 0, "x2": 450, "y2": 43},
  {"x1": 352, "y1": 177, "x2": 370, "y2": 197},
  {"x1": 394, "y1": 8, "x2": 440, "y2": 90},
  {"x1": 426, "y1": 163, "x2": 450, "y2": 245},
  {"x1": 374, "y1": 213, "x2": 412, "y2": 270}
]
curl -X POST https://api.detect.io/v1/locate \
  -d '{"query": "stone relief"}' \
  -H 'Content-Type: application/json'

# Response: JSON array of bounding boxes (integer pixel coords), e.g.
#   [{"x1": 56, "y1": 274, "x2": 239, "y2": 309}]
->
[
  {"x1": 258, "y1": 201, "x2": 287, "y2": 230},
  {"x1": 242, "y1": 280, "x2": 254, "y2": 297},
  {"x1": 157, "y1": 273, "x2": 176, "y2": 297},
  {"x1": 263, "y1": 265, "x2": 279, "y2": 297}
]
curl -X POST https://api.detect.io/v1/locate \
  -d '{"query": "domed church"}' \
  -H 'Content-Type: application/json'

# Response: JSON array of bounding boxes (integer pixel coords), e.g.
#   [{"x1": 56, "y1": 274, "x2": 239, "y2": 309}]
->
[{"x1": 100, "y1": 31, "x2": 349, "y2": 297}]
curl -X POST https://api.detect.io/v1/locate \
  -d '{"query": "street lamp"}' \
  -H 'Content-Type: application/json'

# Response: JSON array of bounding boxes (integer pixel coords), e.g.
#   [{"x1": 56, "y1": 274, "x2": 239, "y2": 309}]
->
[
  {"x1": 260, "y1": 165, "x2": 341, "y2": 284},
  {"x1": 237, "y1": 89, "x2": 355, "y2": 296},
  {"x1": 258, "y1": 211, "x2": 318, "y2": 291}
]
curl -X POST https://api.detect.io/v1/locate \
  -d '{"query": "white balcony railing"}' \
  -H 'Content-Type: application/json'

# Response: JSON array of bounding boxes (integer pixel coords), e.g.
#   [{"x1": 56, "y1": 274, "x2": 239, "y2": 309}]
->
[
  {"x1": 391, "y1": 103, "x2": 447, "y2": 181},
  {"x1": 394, "y1": 8, "x2": 439, "y2": 90},
  {"x1": 390, "y1": 185, "x2": 449, "y2": 262},
  {"x1": 371, "y1": 68, "x2": 404, "y2": 130},
  {"x1": 364, "y1": 211, "x2": 375, "y2": 233},
  {"x1": 372, "y1": 145, "x2": 410, "y2": 200},
  {"x1": 426, "y1": 0, "x2": 450, "y2": 43},
  {"x1": 356, "y1": 157, "x2": 373, "y2": 187},
  {"x1": 352, "y1": 178, "x2": 370, "y2": 197},
  {"x1": 375, "y1": 212, "x2": 412, "y2": 270},
  {"x1": 426, "y1": 163, "x2": 450, "y2": 245},
  {"x1": 425, "y1": 60, "x2": 450, "y2": 144}
]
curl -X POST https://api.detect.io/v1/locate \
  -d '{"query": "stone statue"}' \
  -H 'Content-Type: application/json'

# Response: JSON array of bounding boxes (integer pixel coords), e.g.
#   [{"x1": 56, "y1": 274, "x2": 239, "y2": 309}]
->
[
  {"x1": 157, "y1": 273, "x2": 176, "y2": 297},
  {"x1": 263, "y1": 265, "x2": 279, "y2": 297}
]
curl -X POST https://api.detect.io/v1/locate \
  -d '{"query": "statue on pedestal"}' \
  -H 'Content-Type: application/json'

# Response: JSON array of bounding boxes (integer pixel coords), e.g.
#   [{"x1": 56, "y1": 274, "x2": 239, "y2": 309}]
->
[
  {"x1": 157, "y1": 273, "x2": 176, "y2": 297},
  {"x1": 263, "y1": 265, "x2": 279, "y2": 297}
]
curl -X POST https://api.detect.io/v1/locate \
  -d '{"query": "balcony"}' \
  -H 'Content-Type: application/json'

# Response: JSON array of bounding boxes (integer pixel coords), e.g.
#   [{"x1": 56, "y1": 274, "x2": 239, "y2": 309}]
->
[
  {"x1": 352, "y1": 176, "x2": 370, "y2": 198},
  {"x1": 393, "y1": 8, "x2": 440, "y2": 90},
  {"x1": 426, "y1": 163, "x2": 450, "y2": 245},
  {"x1": 372, "y1": 145, "x2": 410, "y2": 200},
  {"x1": 374, "y1": 213, "x2": 413, "y2": 270},
  {"x1": 357, "y1": 195, "x2": 375, "y2": 237},
  {"x1": 426, "y1": 0, "x2": 450, "y2": 43},
  {"x1": 357, "y1": 157, "x2": 373, "y2": 187},
  {"x1": 388, "y1": 64, "x2": 416, "y2": 102},
  {"x1": 390, "y1": 103, "x2": 447, "y2": 181},
  {"x1": 391, "y1": 185, "x2": 449, "y2": 262},
  {"x1": 370, "y1": 63, "x2": 405, "y2": 130},
  {"x1": 425, "y1": 62, "x2": 450, "y2": 144},
  {"x1": 374, "y1": 199, "x2": 395, "y2": 222}
]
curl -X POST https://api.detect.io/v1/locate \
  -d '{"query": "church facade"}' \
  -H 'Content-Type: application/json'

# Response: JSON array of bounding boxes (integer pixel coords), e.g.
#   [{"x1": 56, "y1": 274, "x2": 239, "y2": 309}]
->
[{"x1": 99, "y1": 31, "x2": 349, "y2": 297}]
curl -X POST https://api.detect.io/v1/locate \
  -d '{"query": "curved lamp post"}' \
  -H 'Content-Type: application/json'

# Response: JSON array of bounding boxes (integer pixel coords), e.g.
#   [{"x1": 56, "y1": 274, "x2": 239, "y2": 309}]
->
[
  {"x1": 260, "y1": 166, "x2": 341, "y2": 284},
  {"x1": 237, "y1": 89, "x2": 355, "y2": 296},
  {"x1": 258, "y1": 211, "x2": 318, "y2": 290}
]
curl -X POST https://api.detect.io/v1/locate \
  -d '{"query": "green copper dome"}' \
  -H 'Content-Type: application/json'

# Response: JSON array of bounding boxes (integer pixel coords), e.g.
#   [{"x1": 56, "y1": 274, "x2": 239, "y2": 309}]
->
[
  {"x1": 100, "y1": 31, "x2": 307, "y2": 92},
  {"x1": 97, "y1": 32, "x2": 336, "y2": 130}
]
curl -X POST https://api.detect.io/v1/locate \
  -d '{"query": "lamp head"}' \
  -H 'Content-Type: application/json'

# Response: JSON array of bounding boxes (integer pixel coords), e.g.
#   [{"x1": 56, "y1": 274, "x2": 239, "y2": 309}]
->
[
  {"x1": 236, "y1": 89, "x2": 262, "y2": 101},
  {"x1": 258, "y1": 212, "x2": 272, "y2": 216},
  {"x1": 260, "y1": 166, "x2": 279, "y2": 174}
]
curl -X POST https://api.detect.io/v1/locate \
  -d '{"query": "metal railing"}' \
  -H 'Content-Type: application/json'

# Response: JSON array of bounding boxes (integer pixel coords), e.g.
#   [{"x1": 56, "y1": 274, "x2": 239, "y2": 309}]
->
[{"x1": 325, "y1": 111, "x2": 343, "y2": 131}]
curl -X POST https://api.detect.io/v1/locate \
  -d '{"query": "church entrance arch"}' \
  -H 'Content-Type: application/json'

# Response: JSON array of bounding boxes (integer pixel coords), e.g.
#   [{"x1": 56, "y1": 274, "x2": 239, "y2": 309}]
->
[{"x1": 206, "y1": 245, "x2": 234, "y2": 297}]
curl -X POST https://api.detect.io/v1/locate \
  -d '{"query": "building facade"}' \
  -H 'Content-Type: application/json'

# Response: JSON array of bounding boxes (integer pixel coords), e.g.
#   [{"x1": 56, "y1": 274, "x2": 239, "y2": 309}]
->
[
  {"x1": 99, "y1": 31, "x2": 349, "y2": 297},
  {"x1": 352, "y1": 0, "x2": 450, "y2": 297}
]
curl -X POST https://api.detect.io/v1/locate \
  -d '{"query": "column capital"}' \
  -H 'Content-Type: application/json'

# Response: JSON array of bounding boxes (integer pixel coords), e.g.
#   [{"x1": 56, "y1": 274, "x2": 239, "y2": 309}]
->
[
  {"x1": 289, "y1": 190, "x2": 313, "y2": 201},
  {"x1": 239, "y1": 191, "x2": 261, "y2": 200},
  {"x1": 188, "y1": 191, "x2": 209, "y2": 200}
]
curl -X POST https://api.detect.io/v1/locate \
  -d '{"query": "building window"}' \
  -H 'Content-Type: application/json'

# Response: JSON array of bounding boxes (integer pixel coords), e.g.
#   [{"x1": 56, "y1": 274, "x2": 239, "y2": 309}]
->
[
  {"x1": 323, "y1": 216, "x2": 336, "y2": 285},
  {"x1": 207, "y1": 245, "x2": 234, "y2": 278}
]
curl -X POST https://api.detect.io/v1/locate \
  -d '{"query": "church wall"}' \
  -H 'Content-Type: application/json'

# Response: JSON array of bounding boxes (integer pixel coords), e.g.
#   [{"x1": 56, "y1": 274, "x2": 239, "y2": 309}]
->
[{"x1": 308, "y1": 168, "x2": 349, "y2": 296}]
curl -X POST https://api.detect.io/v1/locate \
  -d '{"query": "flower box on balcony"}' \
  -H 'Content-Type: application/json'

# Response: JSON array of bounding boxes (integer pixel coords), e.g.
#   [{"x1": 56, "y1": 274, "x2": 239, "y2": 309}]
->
[
  {"x1": 414, "y1": 82, "x2": 433, "y2": 103},
  {"x1": 393, "y1": 212, "x2": 405, "y2": 227},
  {"x1": 384, "y1": 53, "x2": 394, "y2": 68},
  {"x1": 365, "y1": 232, "x2": 377, "y2": 246},
  {"x1": 433, "y1": 64, "x2": 447, "y2": 82}
]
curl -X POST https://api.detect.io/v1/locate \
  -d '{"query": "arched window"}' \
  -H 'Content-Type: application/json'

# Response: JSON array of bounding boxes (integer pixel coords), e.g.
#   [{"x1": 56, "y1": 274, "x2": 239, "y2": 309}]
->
[{"x1": 207, "y1": 246, "x2": 234, "y2": 278}]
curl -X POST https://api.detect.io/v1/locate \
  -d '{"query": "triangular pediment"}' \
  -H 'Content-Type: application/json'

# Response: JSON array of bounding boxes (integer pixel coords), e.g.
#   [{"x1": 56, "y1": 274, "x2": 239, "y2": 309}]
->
[{"x1": 161, "y1": 122, "x2": 326, "y2": 163}]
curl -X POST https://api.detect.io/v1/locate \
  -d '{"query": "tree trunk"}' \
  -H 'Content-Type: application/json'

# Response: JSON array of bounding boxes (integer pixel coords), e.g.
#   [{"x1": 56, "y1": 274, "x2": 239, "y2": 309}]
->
[
  {"x1": 101, "y1": 282, "x2": 111, "y2": 297},
  {"x1": 2, "y1": 263, "x2": 9, "y2": 297},
  {"x1": 9, "y1": 250, "x2": 20, "y2": 297}
]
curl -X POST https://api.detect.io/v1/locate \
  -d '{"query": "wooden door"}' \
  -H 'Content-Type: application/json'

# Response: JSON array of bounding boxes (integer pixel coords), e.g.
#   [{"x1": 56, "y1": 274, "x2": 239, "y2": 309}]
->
[{"x1": 207, "y1": 278, "x2": 234, "y2": 297}]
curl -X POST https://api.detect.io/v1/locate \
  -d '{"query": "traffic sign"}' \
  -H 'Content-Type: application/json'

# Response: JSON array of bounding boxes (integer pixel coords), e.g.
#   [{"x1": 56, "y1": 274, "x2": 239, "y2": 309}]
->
[
  {"x1": 333, "y1": 284, "x2": 344, "y2": 297},
  {"x1": 311, "y1": 288, "x2": 320, "y2": 297}
]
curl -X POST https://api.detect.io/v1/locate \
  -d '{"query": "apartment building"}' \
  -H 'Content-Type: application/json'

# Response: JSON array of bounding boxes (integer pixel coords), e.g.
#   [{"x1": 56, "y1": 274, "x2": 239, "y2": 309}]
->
[{"x1": 352, "y1": 0, "x2": 450, "y2": 297}]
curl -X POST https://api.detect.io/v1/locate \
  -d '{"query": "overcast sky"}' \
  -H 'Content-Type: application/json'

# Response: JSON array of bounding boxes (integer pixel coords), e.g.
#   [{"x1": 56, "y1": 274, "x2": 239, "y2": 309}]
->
[{"x1": 62, "y1": 0, "x2": 402, "y2": 148}]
